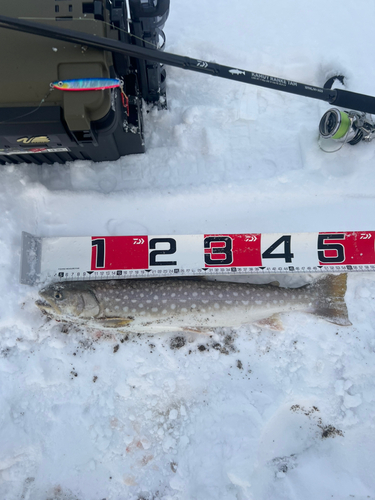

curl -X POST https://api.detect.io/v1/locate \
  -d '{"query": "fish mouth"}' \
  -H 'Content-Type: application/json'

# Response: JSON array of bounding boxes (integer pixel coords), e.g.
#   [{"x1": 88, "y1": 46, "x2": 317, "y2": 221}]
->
[{"x1": 35, "y1": 299, "x2": 60, "y2": 316}]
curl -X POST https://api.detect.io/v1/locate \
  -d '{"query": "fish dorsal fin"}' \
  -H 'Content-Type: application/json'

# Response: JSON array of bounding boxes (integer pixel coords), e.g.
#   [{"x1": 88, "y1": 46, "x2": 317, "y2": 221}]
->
[{"x1": 268, "y1": 281, "x2": 280, "y2": 287}]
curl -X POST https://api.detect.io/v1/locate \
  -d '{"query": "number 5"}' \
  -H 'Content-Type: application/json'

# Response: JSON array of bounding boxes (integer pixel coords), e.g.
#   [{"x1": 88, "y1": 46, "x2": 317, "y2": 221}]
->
[{"x1": 317, "y1": 234, "x2": 345, "y2": 263}]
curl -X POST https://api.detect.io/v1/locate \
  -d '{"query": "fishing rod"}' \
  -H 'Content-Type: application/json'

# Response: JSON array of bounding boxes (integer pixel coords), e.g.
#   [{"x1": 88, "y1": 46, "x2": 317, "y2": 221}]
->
[{"x1": 1, "y1": 14, "x2": 374, "y2": 149}]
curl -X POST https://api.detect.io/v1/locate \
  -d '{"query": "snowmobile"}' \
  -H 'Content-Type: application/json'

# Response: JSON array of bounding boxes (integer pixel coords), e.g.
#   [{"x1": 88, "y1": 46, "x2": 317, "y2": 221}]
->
[{"x1": 1, "y1": 0, "x2": 375, "y2": 165}]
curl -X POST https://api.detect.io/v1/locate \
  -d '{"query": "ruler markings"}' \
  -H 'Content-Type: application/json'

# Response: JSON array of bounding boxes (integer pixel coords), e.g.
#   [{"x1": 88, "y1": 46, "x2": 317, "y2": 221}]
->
[{"x1": 20, "y1": 231, "x2": 375, "y2": 285}]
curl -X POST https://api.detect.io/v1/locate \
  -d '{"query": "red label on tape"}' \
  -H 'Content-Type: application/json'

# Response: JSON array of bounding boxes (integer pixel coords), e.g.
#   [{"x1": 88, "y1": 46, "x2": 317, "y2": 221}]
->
[
  {"x1": 318, "y1": 232, "x2": 375, "y2": 266},
  {"x1": 91, "y1": 236, "x2": 148, "y2": 270},
  {"x1": 204, "y1": 234, "x2": 262, "y2": 267}
]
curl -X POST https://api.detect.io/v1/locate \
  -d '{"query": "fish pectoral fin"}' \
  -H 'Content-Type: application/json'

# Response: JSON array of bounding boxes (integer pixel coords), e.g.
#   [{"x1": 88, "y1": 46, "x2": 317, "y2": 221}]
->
[
  {"x1": 255, "y1": 314, "x2": 284, "y2": 331},
  {"x1": 96, "y1": 317, "x2": 134, "y2": 328}
]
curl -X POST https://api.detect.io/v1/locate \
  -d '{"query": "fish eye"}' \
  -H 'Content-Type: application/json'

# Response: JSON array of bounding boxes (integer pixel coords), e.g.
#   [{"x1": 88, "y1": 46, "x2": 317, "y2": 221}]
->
[{"x1": 54, "y1": 291, "x2": 63, "y2": 300}]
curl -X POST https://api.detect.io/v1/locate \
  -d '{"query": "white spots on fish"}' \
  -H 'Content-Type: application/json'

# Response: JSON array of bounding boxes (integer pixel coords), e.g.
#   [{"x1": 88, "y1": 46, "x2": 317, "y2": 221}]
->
[
  {"x1": 181, "y1": 308, "x2": 188, "y2": 313},
  {"x1": 242, "y1": 300, "x2": 249, "y2": 306},
  {"x1": 162, "y1": 299, "x2": 167, "y2": 304},
  {"x1": 225, "y1": 300, "x2": 233, "y2": 305},
  {"x1": 170, "y1": 304, "x2": 176, "y2": 310},
  {"x1": 214, "y1": 303, "x2": 220, "y2": 310},
  {"x1": 233, "y1": 292, "x2": 238, "y2": 297},
  {"x1": 202, "y1": 300, "x2": 209, "y2": 304},
  {"x1": 140, "y1": 311, "x2": 146, "y2": 316},
  {"x1": 179, "y1": 299, "x2": 187, "y2": 303},
  {"x1": 191, "y1": 304, "x2": 196, "y2": 309},
  {"x1": 151, "y1": 307, "x2": 158, "y2": 313},
  {"x1": 140, "y1": 293, "x2": 144, "y2": 298},
  {"x1": 138, "y1": 303, "x2": 144, "y2": 308},
  {"x1": 266, "y1": 293, "x2": 270, "y2": 297},
  {"x1": 171, "y1": 293, "x2": 176, "y2": 298},
  {"x1": 146, "y1": 300, "x2": 151, "y2": 304},
  {"x1": 162, "y1": 309, "x2": 168, "y2": 315},
  {"x1": 209, "y1": 291, "x2": 214, "y2": 296},
  {"x1": 192, "y1": 292, "x2": 198, "y2": 297},
  {"x1": 154, "y1": 295, "x2": 159, "y2": 300},
  {"x1": 255, "y1": 300, "x2": 262, "y2": 305},
  {"x1": 123, "y1": 306, "x2": 129, "y2": 312}
]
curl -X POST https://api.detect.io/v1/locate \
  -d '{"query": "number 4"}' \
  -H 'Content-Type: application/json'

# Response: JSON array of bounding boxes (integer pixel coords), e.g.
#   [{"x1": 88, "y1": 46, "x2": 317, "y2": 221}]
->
[{"x1": 262, "y1": 235, "x2": 294, "y2": 263}]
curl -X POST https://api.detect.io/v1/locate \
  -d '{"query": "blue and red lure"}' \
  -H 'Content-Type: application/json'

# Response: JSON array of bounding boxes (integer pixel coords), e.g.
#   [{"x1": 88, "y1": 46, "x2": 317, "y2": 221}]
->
[{"x1": 51, "y1": 78, "x2": 129, "y2": 114}]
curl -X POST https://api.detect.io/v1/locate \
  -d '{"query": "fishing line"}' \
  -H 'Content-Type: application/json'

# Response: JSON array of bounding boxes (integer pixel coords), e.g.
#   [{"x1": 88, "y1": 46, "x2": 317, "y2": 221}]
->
[
  {"x1": 0, "y1": 80, "x2": 129, "y2": 125},
  {"x1": 0, "y1": 88, "x2": 53, "y2": 124}
]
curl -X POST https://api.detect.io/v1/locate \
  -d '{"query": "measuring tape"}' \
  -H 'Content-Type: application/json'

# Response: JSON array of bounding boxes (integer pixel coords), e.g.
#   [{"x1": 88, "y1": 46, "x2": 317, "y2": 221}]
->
[{"x1": 20, "y1": 231, "x2": 375, "y2": 285}]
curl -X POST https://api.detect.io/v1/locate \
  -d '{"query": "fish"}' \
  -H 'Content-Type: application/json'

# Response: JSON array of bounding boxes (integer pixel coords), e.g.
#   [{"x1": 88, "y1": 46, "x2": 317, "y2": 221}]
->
[
  {"x1": 36, "y1": 274, "x2": 351, "y2": 332},
  {"x1": 229, "y1": 69, "x2": 246, "y2": 76},
  {"x1": 51, "y1": 78, "x2": 122, "y2": 91}
]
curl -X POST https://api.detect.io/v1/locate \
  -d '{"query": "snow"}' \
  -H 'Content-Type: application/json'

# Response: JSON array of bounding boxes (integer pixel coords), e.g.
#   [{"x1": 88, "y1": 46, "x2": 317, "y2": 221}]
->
[{"x1": 1, "y1": 0, "x2": 375, "y2": 498}]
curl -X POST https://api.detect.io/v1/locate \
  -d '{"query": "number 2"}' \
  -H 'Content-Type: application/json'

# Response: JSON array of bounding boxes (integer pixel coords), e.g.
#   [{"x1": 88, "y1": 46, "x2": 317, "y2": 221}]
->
[{"x1": 149, "y1": 238, "x2": 177, "y2": 266}]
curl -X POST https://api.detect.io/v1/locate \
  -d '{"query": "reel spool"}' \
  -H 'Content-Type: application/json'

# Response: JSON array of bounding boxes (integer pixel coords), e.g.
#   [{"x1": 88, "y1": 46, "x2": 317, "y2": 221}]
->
[{"x1": 319, "y1": 108, "x2": 375, "y2": 152}]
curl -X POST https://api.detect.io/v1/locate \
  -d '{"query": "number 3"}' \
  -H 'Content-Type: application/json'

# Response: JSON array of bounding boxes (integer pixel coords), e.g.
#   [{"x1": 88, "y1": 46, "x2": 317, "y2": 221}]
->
[{"x1": 204, "y1": 237, "x2": 233, "y2": 265}]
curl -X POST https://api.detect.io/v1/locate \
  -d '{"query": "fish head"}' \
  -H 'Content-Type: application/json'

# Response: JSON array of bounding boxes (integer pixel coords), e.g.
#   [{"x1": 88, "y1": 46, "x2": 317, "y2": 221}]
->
[
  {"x1": 36, "y1": 282, "x2": 100, "y2": 319},
  {"x1": 52, "y1": 80, "x2": 69, "y2": 90}
]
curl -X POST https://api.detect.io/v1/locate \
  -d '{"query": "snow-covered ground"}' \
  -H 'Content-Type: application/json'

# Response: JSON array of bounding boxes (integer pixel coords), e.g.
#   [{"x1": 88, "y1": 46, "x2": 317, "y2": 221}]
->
[{"x1": 1, "y1": 1, "x2": 375, "y2": 498}]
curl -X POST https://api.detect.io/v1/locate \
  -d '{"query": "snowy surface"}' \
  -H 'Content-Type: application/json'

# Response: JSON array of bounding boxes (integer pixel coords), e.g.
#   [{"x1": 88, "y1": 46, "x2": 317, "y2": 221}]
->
[{"x1": 1, "y1": 0, "x2": 375, "y2": 499}]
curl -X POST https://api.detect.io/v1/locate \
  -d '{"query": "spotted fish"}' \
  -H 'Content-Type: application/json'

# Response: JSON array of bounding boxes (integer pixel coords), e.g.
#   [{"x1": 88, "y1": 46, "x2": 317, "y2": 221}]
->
[{"x1": 36, "y1": 274, "x2": 351, "y2": 332}]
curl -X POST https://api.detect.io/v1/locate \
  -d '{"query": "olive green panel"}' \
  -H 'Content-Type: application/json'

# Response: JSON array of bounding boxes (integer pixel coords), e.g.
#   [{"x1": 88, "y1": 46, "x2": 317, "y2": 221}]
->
[{"x1": 0, "y1": 0, "x2": 116, "y2": 126}]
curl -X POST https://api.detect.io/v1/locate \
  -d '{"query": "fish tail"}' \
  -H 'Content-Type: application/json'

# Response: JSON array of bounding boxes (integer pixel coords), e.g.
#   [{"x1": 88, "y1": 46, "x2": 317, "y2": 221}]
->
[{"x1": 312, "y1": 273, "x2": 351, "y2": 326}]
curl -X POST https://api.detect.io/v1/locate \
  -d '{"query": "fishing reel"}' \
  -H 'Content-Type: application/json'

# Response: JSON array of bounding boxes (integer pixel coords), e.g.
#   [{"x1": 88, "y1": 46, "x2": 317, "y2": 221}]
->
[{"x1": 319, "y1": 108, "x2": 375, "y2": 152}]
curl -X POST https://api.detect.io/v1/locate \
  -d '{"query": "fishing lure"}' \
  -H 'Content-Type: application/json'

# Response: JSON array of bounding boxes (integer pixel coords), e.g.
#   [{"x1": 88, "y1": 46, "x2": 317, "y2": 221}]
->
[
  {"x1": 51, "y1": 78, "x2": 129, "y2": 114},
  {"x1": 51, "y1": 78, "x2": 122, "y2": 91}
]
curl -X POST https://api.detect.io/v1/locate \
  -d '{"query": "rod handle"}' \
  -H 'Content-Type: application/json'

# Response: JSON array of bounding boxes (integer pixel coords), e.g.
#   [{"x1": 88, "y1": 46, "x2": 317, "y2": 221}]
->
[{"x1": 329, "y1": 89, "x2": 375, "y2": 114}]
